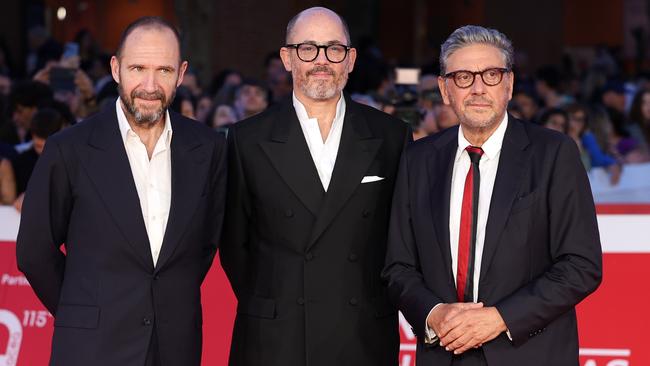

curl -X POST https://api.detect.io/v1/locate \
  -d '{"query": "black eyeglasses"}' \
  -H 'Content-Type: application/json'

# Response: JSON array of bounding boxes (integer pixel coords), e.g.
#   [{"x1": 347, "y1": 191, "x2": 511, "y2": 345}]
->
[
  {"x1": 444, "y1": 67, "x2": 510, "y2": 88},
  {"x1": 285, "y1": 43, "x2": 351, "y2": 63}
]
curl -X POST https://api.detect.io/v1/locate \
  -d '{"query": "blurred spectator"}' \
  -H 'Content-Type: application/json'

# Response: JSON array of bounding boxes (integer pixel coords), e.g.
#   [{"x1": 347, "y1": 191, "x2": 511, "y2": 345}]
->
[
  {"x1": 412, "y1": 108, "x2": 438, "y2": 140},
  {"x1": 511, "y1": 89, "x2": 539, "y2": 122},
  {"x1": 33, "y1": 63, "x2": 97, "y2": 121},
  {"x1": 181, "y1": 69, "x2": 203, "y2": 98},
  {"x1": 539, "y1": 107, "x2": 569, "y2": 133},
  {"x1": 170, "y1": 86, "x2": 196, "y2": 119},
  {"x1": 0, "y1": 157, "x2": 16, "y2": 204},
  {"x1": 264, "y1": 52, "x2": 292, "y2": 104},
  {"x1": 566, "y1": 104, "x2": 591, "y2": 169},
  {"x1": 233, "y1": 79, "x2": 268, "y2": 120},
  {"x1": 10, "y1": 108, "x2": 64, "y2": 211},
  {"x1": 265, "y1": 52, "x2": 286, "y2": 80},
  {"x1": 607, "y1": 107, "x2": 649, "y2": 163},
  {"x1": 1, "y1": 81, "x2": 52, "y2": 145},
  {"x1": 586, "y1": 106, "x2": 622, "y2": 185},
  {"x1": 268, "y1": 70, "x2": 292, "y2": 104},
  {"x1": 626, "y1": 88, "x2": 650, "y2": 153},
  {"x1": 600, "y1": 80, "x2": 627, "y2": 114},
  {"x1": 74, "y1": 29, "x2": 101, "y2": 70},
  {"x1": 535, "y1": 65, "x2": 574, "y2": 107},
  {"x1": 87, "y1": 53, "x2": 117, "y2": 104},
  {"x1": 26, "y1": 25, "x2": 63, "y2": 75},
  {"x1": 195, "y1": 93, "x2": 214, "y2": 124},
  {"x1": 210, "y1": 69, "x2": 243, "y2": 98},
  {"x1": 206, "y1": 103, "x2": 237, "y2": 135}
]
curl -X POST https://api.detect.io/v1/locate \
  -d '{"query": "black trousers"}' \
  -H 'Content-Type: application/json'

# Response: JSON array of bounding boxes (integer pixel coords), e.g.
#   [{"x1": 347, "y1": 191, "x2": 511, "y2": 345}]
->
[
  {"x1": 451, "y1": 348, "x2": 487, "y2": 366},
  {"x1": 145, "y1": 325, "x2": 161, "y2": 366}
]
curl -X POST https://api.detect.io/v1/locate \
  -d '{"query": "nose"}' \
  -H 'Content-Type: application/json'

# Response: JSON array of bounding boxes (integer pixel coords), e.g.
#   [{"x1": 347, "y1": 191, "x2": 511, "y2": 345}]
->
[
  {"x1": 470, "y1": 74, "x2": 487, "y2": 94},
  {"x1": 313, "y1": 47, "x2": 329, "y2": 65},
  {"x1": 141, "y1": 71, "x2": 157, "y2": 92}
]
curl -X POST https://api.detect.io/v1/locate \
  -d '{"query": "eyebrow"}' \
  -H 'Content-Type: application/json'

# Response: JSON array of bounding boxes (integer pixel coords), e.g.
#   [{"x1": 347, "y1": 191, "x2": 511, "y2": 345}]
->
[
  {"x1": 126, "y1": 63, "x2": 177, "y2": 71},
  {"x1": 300, "y1": 40, "x2": 348, "y2": 45}
]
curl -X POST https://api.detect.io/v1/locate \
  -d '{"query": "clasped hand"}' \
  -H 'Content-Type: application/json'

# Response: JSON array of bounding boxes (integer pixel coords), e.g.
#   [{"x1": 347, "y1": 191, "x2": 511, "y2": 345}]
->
[{"x1": 426, "y1": 302, "x2": 507, "y2": 355}]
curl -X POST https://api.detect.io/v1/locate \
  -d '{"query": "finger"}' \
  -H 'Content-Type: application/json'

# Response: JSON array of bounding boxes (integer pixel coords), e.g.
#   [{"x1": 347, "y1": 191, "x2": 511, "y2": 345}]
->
[
  {"x1": 454, "y1": 336, "x2": 482, "y2": 354},
  {"x1": 438, "y1": 312, "x2": 467, "y2": 339},
  {"x1": 461, "y1": 302, "x2": 483, "y2": 310},
  {"x1": 445, "y1": 330, "x2": 475, "y2": 352}
]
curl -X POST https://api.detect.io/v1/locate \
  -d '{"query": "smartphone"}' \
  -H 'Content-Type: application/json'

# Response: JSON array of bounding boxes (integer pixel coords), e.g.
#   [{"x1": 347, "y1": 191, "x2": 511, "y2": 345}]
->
[
  {"x1": 395, "y1": 67, "x2": 421, "y2": 85},
  {"x1": 59, "y1": 42, "x2": 80, "y2": 69},
  {"x1": 50, "y1": 67, "x2": 76, "y2": 92}
]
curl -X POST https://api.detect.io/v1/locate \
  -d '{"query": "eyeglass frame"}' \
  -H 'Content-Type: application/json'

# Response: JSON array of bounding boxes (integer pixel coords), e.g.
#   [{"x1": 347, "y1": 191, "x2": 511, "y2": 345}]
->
[
  {"x1": 284, "y1": 43, "x2": 352, "y2": 63},
  {"x1": 443, "y1": 67, "x2": 511, "y2": 89}
]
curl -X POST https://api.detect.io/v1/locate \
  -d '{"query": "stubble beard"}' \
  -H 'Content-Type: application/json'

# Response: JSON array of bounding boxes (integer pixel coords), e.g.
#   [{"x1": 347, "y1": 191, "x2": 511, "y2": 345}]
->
[{"x1": 451, "y1": 94, "x2": 507, "y2": 133}]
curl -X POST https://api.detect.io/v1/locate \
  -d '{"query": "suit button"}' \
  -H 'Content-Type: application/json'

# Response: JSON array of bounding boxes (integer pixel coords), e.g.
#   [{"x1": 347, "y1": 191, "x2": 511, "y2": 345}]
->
[
  {"x1": 284, "y1": 209, "x2": 294, "y2": 218},
  {"x1": 348, "y1": 253, "x2": 358, "y2": 262},
  {"x1": 297, "y1": 297, "x2": 305, "y2": 305},
  {"x1": 362, "y1": 210, "x2": 371, "y2": 218},
  {"x1": 143, "y1": 317, "x2": 152, "y2": 326},
  {"x1": 349, "y1": 297, "x2": 358, "y2": 306},
  {"x1": 153, "y1": 275, "x2": 160, "y2": 281},
  {"x1": 305, "y1": 252, "x2": 314, "y2": 261}
]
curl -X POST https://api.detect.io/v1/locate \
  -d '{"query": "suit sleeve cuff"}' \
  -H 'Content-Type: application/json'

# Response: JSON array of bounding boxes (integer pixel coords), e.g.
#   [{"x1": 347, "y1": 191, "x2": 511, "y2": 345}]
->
[{"x1": 424, "y1": 303, "x2": 444, "y2": 344}]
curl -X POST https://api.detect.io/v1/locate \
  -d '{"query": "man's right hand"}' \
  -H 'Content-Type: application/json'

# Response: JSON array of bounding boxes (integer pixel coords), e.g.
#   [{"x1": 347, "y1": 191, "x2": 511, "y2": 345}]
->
[{"x1": 426, "y1": 302, "x2": 484, "y2": 338}]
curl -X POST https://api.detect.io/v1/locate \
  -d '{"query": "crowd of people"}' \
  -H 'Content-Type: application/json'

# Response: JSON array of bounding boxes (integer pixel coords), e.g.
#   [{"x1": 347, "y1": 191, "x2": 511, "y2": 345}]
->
[{"x1": 1, "y1": 25, "x2": 649, "y2": 210}]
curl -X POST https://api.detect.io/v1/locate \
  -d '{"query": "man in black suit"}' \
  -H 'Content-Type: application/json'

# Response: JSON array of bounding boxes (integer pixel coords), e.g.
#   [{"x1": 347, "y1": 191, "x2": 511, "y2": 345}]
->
[
  {"x1": 221, "y1": 7, "x2": 409, "y2": 366},
  {"x1": 16, "y1": 17, "x2": 226, "y2": 366},
  {"x1": 383, "y1": 25, "x2": 602, "y2": 366}
]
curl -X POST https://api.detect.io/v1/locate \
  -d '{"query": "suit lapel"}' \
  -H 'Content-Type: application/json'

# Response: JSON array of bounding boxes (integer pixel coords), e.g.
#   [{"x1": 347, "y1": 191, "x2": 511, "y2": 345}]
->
[
  {"x1": 428, "y1": 128, "x2": 458, "y2": 293},
  {"x1": 260, "y1": 102, "x2": 325, "y2": 216},
  {"x1": 155, "y1": 113, "x2": 207, "y2": 271},
  {"x1": 306, "y1": 100, "x2": 382, "y2": 250},
  {"x1": 479, "y1": 118, "x2": 530, "y2": 285},
  {"x1": 79, "y1": 106, "x2": 153, "y2": 270}
]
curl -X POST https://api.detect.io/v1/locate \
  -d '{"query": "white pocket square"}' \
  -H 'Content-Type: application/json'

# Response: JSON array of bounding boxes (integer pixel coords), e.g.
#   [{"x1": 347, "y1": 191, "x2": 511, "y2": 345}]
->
[{"x1": 361, "y1": 176, "x2": 385, "y2": 183}]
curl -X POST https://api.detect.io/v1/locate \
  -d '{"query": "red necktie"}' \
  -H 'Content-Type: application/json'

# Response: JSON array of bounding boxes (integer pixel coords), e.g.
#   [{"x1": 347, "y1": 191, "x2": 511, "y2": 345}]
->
[{"x1": 457, "y1": 146, "x2": 483, "y2": 302}]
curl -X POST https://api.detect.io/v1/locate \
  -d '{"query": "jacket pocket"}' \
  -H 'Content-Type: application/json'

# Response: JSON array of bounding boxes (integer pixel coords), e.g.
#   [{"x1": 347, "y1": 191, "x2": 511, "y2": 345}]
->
[
  {"x1": 54, "y1": 304, "x2": 100, "y2": 329},
  {"x1": 237, "y1": 295, "x2": 276, "y2": 319}
]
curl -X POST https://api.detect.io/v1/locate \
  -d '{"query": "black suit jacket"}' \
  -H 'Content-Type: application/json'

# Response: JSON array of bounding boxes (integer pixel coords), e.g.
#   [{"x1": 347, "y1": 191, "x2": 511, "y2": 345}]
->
[
  {"x1": 221, "y1": 95, "x2": 409, "y2": 366},
  {"x1": 383, "y1": 117, "x2": 602, "y2": 366},
  {"x1": 16, "y1": 104, "x2": 227, "y2": 366}
]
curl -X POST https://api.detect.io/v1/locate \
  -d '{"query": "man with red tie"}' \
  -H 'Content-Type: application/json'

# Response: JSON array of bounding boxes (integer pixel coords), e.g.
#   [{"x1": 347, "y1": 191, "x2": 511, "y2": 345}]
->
[{"x1": 383, "y1": 25, "x2": 602, "y2": 366}]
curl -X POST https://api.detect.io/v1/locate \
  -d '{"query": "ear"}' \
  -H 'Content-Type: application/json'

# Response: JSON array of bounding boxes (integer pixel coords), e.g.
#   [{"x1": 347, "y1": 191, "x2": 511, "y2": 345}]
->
[
  {"x1": 279, "y1": 47, "x2": 292, "y2": 72},
  {"x1": 176, "y1": 60, "x2": 189, "y2": 87},
  {"x1": 110, "y1": 56, "x2": 120, "y2": 84},
  {"x1": 438, "y1": 76, "x2": 451, "y2": 105},
  {"x1": 346, "y1": 47, "x2": 357, "y2": 73}
]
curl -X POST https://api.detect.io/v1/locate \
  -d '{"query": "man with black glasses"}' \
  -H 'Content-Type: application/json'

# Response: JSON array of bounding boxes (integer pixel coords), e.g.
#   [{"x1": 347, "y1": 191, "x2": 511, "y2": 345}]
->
[
  {"x1": 383, "y1": 25, "x2": 602, "y2": 365},
  {"x1": 221, "y1": 6, "x2": 409, "y2": 366}
]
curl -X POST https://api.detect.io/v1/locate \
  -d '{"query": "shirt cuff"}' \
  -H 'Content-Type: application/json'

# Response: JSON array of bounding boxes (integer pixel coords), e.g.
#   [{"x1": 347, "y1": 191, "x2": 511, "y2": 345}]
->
[{"x1": 424, "y1": 303, "x2": 444, "y2": 344}]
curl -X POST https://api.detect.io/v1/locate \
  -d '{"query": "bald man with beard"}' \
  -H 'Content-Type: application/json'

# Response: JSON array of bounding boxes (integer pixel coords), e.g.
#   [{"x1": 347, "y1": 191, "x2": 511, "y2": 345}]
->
[{"x1": 220, "y1": 6, "x2": 410, "y2": 366}]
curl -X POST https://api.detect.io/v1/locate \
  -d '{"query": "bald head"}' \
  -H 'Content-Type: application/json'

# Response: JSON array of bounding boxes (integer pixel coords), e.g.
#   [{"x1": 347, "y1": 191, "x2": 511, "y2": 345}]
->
[{"x1": 285, "y1": 7, "x2": 351, "y2": 45}]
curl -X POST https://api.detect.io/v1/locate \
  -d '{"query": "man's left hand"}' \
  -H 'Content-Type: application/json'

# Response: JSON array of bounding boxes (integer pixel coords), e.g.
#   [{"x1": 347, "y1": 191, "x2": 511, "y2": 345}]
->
[{"x1": 437, "y1": 306, "x2": 507, "y2": 354}]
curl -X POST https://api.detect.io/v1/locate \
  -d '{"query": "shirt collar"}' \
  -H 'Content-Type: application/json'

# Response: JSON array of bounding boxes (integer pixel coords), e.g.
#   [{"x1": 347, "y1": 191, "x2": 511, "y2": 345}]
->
[
  {"x1": 115, "y1": 97, "x2": 173, "y2": 146},
  {"x1": 456, "y1": 113, "x2": 508, "y2": 162},
  {"x1": 292, "y1": 91, "x2": 346, "y2": 124}
]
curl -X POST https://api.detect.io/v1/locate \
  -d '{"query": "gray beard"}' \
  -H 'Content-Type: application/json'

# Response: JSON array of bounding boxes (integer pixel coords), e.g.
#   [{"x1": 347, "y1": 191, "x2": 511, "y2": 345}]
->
[
  {"x1": 117, "y1": 82, "x2": 175, "y2": 127},
  {"x1": 301, "y1": 80, "x2": 339, "y2": 100}
]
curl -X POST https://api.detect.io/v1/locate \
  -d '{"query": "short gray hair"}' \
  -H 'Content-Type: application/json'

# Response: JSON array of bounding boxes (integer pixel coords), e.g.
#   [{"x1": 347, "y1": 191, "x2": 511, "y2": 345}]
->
[{"x1": 439, "y1": 25, "x2": 513, "y2": 75}]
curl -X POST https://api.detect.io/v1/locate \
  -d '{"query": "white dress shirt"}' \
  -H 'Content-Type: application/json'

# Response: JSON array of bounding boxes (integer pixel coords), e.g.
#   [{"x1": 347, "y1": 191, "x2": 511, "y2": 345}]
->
[
  {"x1": 116, "y1": 98, "x2": 172, "y2": 266},
  {"x1": 425, "y1": 113, "x2": 509, "y2": 342},
  {"x1": 293, "y1": 92, "x2": 346, "y2": 192}
]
